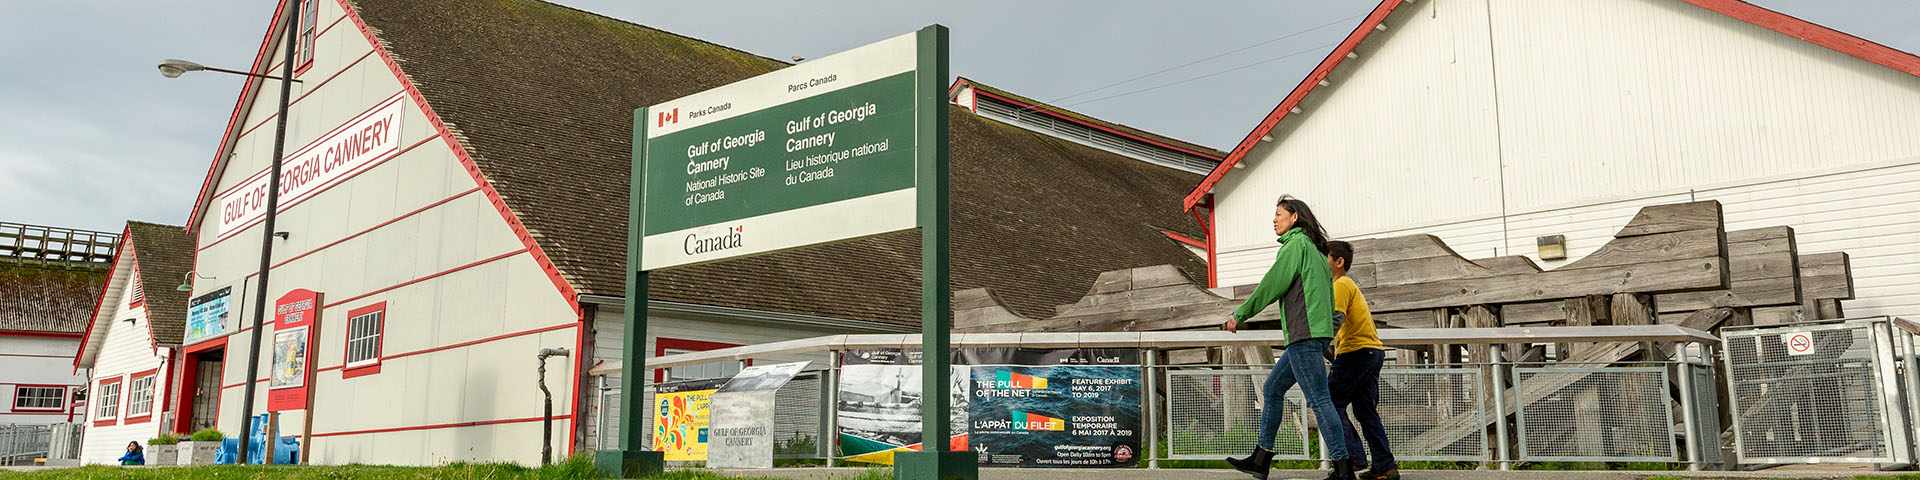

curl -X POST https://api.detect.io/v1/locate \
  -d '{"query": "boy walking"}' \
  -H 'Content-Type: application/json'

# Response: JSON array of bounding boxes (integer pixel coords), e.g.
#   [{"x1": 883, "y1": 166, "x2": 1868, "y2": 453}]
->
[{"x1": 1326, "y1": 241, "x2": 1397, "y2": 479}]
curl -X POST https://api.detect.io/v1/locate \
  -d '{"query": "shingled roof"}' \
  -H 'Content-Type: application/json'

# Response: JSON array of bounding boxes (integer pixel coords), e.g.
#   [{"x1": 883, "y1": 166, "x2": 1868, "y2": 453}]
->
[
  {"x1": 0, "y1": 264, "x2": 105, "y2": 334},
  {"x1": 350, "y1": 0, "x2": 1206, "y2": 322},
  {"x1": 124, "y1": 222, "x2": 195, "y2": 344}
]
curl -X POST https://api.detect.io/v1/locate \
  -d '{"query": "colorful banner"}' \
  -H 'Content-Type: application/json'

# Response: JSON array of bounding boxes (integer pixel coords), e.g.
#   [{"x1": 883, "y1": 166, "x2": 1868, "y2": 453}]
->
[
  {"x1": 836, "y1": 348, "x2": 1141, "y2": 467},
  {"x1": 184, "y1": 286, "x2": 232, "y2": 345},
  {"x1": 653, "y1": 378, "x2": 724, "y2": 461},
  {"x1": 267, "y1": 289, "x2": 321, "y2": 412},
  {"x1": 959, "y1": 348, "x2": 1141, "y2": 468}
]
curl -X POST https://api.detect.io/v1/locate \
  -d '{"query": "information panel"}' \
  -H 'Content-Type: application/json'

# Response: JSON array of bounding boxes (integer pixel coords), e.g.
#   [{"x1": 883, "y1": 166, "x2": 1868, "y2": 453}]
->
[
  {"x1": 638, "y1": 31, "x2": 923, "y2": 271},
  {"x1": 836, "y1": 348, "x2": 1141, "y2": 468},
  {"x1": 653, "y1": 378, "x2": 725, "y2": 462},
  {"x1": 184, "y1": 286, "x2": 232, "y2": 345}
]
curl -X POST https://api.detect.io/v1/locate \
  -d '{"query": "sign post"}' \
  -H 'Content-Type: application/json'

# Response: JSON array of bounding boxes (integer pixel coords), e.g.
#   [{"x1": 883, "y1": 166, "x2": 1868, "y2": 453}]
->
[{"x1": 601, "y1": 25, "x2": 968, "y2": 479}]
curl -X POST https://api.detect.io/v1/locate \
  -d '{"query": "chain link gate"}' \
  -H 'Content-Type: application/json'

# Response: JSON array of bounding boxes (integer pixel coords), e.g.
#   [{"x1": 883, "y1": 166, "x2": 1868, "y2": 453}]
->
[
  {"x1": 1513, "y1": 365, "x2": 1678, "y2": 462},
  {"x1": 1723, "y1": 317, "x2": 1915, "y2": 465},
  {"x1": 1378, "y1": 367, "x2": 1488, "y2": 462}
]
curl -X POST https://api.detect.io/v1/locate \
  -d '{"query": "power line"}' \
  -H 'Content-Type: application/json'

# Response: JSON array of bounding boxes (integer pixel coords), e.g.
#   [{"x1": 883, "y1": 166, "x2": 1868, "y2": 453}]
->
[
  {"x1": 1058, "y1": 41, "x2": 1340, "y2": 109},
  {"x1": 1009, "y1": 13, "x2": 1366, "y2": 115}
]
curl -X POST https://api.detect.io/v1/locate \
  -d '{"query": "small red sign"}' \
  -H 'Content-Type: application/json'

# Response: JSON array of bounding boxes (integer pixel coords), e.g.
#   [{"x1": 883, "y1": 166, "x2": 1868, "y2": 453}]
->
[{"x1": 268, "y1": 289, "x2": 322, "y2": 412}]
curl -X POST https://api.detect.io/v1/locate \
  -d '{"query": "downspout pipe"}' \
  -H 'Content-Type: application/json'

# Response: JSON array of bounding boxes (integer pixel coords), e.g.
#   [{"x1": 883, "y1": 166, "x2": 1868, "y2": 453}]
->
[{"x1": 537, "y1": 348, "x2": 571, "y2": 466}]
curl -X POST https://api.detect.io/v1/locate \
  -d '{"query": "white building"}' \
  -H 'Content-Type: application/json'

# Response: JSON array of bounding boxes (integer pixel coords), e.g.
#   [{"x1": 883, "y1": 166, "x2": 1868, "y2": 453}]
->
[
  {"x1": 0, "y1": 223, "x2": 111, "y2": 427},
  {"x1": 73, "y1": 221, "x2": 195, "y2": 464},
  {"x1": 1188, "y1": 0, "x2": 1920, "y2": 322},
  {"x1": 164, "y1": 0, "x2": 1208, "y2": 466}
]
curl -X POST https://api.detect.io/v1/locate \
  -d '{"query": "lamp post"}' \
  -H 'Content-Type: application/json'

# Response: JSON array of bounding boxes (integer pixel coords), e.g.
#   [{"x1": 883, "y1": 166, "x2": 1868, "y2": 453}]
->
[{"x1": 159, "y1": 0, "x2": 302, "y2": 464}]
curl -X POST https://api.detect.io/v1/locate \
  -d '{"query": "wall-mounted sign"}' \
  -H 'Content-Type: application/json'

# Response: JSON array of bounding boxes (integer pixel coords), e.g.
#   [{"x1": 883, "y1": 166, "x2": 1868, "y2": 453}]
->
[
  {"x1": 216, "y1": 93, "x2": 407, "y2": 240},
  {"x1": 267, "y1": 289, "x2": 322, "y2": 412},
  {"x1": 184, "y1": 286, "x2": 233, "y2": 345},
  {"x1": 637, "y1": 31, "x2": 924, "y2": 271}
]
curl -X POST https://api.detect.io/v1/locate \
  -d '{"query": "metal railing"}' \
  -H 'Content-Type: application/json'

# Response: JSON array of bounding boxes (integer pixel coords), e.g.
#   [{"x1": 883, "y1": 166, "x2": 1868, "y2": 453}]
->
[
  {"x1": 0, "y1": 424, "x2": 54, "y2": 466},
  {"x1": 1723, "y1": 316, "x2": 1919, "y2": 466},
  {"x1": 592, "y1": 325, "x2": 1723, "y2": 469}
]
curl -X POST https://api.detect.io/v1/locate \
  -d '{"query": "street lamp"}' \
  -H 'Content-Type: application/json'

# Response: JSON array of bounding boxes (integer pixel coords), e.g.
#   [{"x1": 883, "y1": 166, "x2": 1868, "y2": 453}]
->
[{"x1": 159, "y1": 0, "x2": 301, "y2": 465}]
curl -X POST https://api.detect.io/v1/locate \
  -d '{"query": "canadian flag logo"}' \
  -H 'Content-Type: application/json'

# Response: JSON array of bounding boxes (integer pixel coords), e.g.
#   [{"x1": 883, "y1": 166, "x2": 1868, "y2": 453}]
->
[{"x1": 657, "y1": 108, "x2": 679, "y2": 127}]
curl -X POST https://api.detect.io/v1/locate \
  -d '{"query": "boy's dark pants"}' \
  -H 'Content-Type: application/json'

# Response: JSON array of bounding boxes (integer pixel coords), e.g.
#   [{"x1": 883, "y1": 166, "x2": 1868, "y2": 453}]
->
[{"x1": 1330, "y1": 347, "x2": 1394, "y2": 472}]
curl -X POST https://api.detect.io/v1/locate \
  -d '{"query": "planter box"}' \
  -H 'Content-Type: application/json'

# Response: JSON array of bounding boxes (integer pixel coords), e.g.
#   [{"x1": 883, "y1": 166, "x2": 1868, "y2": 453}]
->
[
  {"x1": 146, "y1": 444, "x2": 178, "y2": 465},
  {"x1": 177, "y1": 441, "x2": 220, "y2": 465}
]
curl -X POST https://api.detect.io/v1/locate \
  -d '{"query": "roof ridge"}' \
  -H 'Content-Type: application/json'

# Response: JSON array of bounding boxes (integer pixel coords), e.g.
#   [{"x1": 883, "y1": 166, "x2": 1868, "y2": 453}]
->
[
  {"x1": 530, "y1": 0, "x2": 792, "y2": 68},
  {"x1": 956, "y1": 76, "x2": 1229, "y2": 159}
]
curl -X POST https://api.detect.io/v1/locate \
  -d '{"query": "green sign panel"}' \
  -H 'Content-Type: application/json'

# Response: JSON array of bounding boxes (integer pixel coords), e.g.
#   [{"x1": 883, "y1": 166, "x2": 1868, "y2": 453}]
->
[{"x1": 638, "y1": 32, "x2": 923, "y2": 271}]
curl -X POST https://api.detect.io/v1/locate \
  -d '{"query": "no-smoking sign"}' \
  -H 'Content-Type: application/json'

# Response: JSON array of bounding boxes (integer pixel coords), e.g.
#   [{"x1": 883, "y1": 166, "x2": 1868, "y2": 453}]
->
[{"x1": 1784, "y1": 332, "x2": 1815, "y2": 356}]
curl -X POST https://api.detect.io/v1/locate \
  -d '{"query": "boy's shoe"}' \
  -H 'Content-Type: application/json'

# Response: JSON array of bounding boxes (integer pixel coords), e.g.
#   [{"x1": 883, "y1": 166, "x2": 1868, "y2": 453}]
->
[
  {"x1": 1225, "y1": 446, "x2": 1275, "y2": 480},
  {"x1": 1322, "y1": 461, "x2": 1357, "y2": 480},
  {"x1": 1359, "y1": 467, "x2": 1400, "y2": 480}
]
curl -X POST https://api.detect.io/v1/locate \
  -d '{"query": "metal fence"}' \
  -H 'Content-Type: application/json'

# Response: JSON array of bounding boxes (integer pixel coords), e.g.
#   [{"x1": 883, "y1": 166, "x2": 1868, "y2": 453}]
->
[
  {"x1": 589, "y1": 326, "x2": 1725, "y2": 469},
  {"x1": 1722, "y1": 317, "x2": 1915, "y2": 465},
  {"x1": 0, "y1": 424, "x2": 53, "y2": 466}
]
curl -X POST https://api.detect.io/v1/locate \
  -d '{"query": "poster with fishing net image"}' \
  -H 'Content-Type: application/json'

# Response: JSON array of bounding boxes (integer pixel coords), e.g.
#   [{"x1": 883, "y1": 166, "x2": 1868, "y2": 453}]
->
[
  {"x1": 836, "y1": 349, "x2": 968, "y2": 465},
  {"x1": 960, "y1": 348, "x2": 1141, "y2": 468}
]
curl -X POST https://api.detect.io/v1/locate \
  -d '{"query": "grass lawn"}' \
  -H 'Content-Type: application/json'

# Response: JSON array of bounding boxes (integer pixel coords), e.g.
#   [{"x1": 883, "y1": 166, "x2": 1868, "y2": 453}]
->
[{"x1": 4, "y1": 457, "x2": 892, "y2": 480}]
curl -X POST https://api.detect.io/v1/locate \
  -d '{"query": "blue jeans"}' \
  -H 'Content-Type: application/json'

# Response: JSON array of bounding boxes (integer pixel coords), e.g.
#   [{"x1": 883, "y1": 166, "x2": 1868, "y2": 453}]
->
[
  {"x1": 1331, "y1": 348, "x2": 1394, "y2": 472},
  {"x1": 1257, "y1": 337, "x2": 1347, "y2": 461}
]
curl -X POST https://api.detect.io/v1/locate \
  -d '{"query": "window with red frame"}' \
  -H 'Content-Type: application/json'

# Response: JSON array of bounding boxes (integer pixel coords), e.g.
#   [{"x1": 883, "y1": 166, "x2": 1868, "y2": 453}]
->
[
  {"x1": 342, "y1": 302, "x2": 385, "y2": 378},
  {"x1": 655, "y1": 338, "x2": 746, "y2": 383},
  {"x1": 94, "y1": 378, "x2": 122, "y2": 423},
  {"x1": 12, "y1": 386, "x2": 65, "y2": 411},
  {"x1": 124, "y1": 372, "x2": 157, "y2": 423},
  {"x1": 295, "y1": 0, "x2": 318, "y2": 74}
]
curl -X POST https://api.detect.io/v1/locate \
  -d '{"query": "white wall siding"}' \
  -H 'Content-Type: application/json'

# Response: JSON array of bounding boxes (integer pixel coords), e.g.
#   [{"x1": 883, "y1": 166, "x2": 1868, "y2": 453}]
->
[
  {"x1": 1214, "y1": 0, "x2": 1505, "y2": 250},
  {"x1": 0, "y1": 336, "x2": 85, "y2": 425},
  {"x1": 79, "y1": 270, "x2": 171, "y2": 465},
  {"x1": 1220, "y1": 159, "x2": 1920, "y2": 321},
  {"x1": 1213, "y1": 0, "x2": 1920, "y2": 322},
  {"x1": 188, "y1": 0, "x2": 580, "y2": 466}
]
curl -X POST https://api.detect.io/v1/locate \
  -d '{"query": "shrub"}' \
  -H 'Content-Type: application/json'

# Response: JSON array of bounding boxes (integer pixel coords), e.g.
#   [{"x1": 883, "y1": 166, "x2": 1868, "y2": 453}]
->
[
  {"x1": 148, "y1": 433, "x2": 179, "y2": 445},
  {"x1": 189, "y1": 429, "x2": 225, "y2": 442}
]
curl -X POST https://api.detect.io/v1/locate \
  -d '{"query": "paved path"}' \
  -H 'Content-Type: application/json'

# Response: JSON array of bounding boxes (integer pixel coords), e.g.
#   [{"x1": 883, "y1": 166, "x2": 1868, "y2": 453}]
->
[{"x1": 718, "y1": 467, "x2": 1883, "y2": 480}]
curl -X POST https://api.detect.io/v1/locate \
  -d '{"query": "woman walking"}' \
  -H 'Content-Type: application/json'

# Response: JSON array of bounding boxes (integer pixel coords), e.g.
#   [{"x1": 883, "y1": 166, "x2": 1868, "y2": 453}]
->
[{"x1": 1223, "y1": 195, "x2": 1352, "y2": 480}]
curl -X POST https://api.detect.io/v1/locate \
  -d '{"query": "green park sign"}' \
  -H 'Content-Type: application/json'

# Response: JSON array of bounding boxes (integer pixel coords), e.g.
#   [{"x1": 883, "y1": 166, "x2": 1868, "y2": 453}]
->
[
  {"x1": 608, "y1": 25, "x2": 971, "y2": 480},
  {"x1": 638, "y1": 30, "x2": 923, "y2": 270}
]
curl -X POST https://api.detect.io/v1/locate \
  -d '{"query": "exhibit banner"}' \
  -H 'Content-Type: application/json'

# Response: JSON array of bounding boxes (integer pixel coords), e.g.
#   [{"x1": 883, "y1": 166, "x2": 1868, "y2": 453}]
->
[
  {"x1": 835, "y1": 348, "x2": 1141, "y2": 467},
  {"x1": 959, "y1": 348, "x2": 1141, "y2": 468},
  {"x1": 653, "y1": 378, "x2": 725, "y2": 461}
]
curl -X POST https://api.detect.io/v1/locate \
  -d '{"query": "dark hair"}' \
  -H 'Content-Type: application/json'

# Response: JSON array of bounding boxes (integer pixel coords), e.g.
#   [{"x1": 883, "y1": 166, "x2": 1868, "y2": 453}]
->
[
  {"x1": 1326, "y1": 240, "x2": 1353, "y2": 269},
  {"x1": 1277, "y1": 195, "x2": 1330, "y2": 254}
]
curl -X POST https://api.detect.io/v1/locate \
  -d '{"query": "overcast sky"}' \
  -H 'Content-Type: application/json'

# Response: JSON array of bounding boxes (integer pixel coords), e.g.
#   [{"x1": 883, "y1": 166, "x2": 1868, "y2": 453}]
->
[{"x1": 1, "y1": 1, "x2": 1915, "y2": 233}]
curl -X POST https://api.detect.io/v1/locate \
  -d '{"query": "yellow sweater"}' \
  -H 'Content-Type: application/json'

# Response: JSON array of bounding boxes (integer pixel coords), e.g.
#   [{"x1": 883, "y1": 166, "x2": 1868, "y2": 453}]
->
[{"x1": 1332, "y1": 276, "x2": 1383, "y2": 355}]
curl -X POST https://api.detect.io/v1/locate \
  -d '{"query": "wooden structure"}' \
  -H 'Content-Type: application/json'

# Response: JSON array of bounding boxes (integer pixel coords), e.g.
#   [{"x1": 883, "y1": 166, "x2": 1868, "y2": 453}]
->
[
  {"x1": 0, "y1": 222, "x2": 117, "y2": 269},
  {"x1": 956, "y1": 200, "x2": 1860, "y2": 462}
]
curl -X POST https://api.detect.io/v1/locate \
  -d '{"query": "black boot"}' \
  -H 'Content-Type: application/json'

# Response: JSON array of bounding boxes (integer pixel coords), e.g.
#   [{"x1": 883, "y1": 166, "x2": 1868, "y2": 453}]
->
[
  {"x1": 1322, "y1": 460, "x2": 1356, "y2": 480},
  {"x1": 1226, "y1": 446, "x2": 1275, "y2": 479}
]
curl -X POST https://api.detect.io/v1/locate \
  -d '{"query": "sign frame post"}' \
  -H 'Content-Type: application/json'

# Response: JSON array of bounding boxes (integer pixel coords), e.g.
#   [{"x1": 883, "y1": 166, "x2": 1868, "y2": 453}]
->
[
  {"x1": 600, "y1": 24, "x2": 969, "y2": 480},
  {"x1": 892, "y1": 24, "x2": 974, "y2": 480}
]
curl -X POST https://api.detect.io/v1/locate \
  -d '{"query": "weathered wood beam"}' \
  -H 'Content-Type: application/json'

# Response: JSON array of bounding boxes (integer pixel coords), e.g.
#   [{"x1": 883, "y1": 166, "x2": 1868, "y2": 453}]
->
[
  {"x1": 1653, "y1": 227, "x2": 1799, "y2": 312},
  {"x1": 1365, "y1": 254, "x2": 1725, "y2": 312}
]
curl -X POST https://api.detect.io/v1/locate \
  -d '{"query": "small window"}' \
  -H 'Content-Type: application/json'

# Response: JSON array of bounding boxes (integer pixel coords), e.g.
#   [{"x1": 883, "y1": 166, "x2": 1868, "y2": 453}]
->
[
  {"x1": 295, "y1": 0, "x2": 318, "y2": 73},
  {"x1": 342, "y1": 302, "x2": 385, "y2": 378},
  {"x1": 128, "y1": 271, "x2": 144, "y2": 308},
  {"x1": 663, "y1": 349, "x2": 743, "y2": 382},
  {"x1": 125, "y1": 375, "x2": 156, "y2": 420},
  {"x1": 12, "y1": 386, "x2": 65, "y2": 411},
  {"x1": 94, "y1": 380, "x2": 122, "y2": 421}
]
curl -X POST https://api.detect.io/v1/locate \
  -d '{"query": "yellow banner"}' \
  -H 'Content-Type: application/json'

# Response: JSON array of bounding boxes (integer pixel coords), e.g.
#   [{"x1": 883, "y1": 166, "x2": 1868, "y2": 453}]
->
[{"x1": 654, "y1": 388, "x2": 716, "y2": 461}]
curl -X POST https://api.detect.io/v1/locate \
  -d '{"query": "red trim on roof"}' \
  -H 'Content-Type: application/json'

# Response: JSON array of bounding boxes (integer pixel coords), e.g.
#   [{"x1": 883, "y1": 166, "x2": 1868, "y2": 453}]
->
[
  {"x1": 1186, "y1": 0, "x2": 1920, "y2": 210},
  {"x1": 334, "y1": 0, "x2": 583, "y2": 317},
  {"x1": 1184, "y1": 0, "x2": 1405, "y2": 210},
  {"x1": 73, "y1": 226, "x2": 134, "y2": 370},
  {"x1": 969, "y1": 88, "x2": 1226, "y2": 161},
  {"x1": 1161, "y1": 231, "x2": 1206, "y2": 249},
  {"x1": 1681, "y1": 0, "x2": 1920, "y2": 78},
  {"x1": 0, "y1": 330, "x2": 82, "y2": 339},
  {"x1": 185, "y1": 0, "x2": 293, "y2": 235}
]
